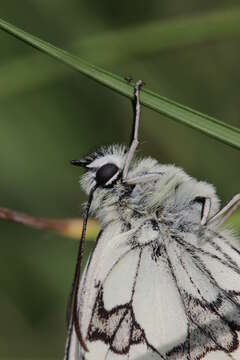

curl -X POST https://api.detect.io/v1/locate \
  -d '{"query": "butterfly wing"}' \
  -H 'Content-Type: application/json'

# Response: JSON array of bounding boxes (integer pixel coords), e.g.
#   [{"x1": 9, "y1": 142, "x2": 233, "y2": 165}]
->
[
  {"x1": 65, "y1": 222, "x2": 145, "y2": 359},
  {"x1": 164, "y1": 229, "x2": 240, "y2": 359},
  {"x1": 66, "y1": 220, "x2": 189, "y2": 359},
  {"x1": 66, "y1": 224, "x2": 240, "y2": 360}
]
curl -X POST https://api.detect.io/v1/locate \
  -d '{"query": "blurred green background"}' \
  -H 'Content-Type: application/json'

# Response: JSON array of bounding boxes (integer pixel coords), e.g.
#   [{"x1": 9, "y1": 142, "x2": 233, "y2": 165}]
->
[{"x1": 0, "y1": 1, "x2": 240, "y2": 359}]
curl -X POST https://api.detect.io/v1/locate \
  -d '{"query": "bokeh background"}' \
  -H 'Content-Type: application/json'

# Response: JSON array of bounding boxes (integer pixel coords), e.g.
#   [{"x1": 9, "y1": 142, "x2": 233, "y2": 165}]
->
[{"x1": 0, "y1": 1, "x2": 240, "y2": 359}]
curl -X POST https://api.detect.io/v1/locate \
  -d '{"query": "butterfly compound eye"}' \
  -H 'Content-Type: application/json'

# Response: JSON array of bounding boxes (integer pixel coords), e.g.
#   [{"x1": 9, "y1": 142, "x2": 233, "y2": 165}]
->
[{"x1": 95, "y1": 163, "x2": 119, "y2": 187}]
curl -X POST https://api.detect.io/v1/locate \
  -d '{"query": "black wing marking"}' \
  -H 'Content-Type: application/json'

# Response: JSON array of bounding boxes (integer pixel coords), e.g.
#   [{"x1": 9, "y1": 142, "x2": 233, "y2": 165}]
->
[{"x1": 88, "y1": 287, "x2": 145, "y2": 354}]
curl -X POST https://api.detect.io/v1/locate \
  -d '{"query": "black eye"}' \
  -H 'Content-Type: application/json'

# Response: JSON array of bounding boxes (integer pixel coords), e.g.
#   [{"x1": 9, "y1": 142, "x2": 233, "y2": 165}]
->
[{"x1": 95, "y1": 163, "x2": 119, "y2": 187}]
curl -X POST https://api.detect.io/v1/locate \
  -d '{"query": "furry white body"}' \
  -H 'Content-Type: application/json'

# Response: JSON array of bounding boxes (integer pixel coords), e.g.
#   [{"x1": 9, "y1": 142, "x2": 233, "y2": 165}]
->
[{"x1": 66, "y1": 145, "x2": 240, "y2": 360}]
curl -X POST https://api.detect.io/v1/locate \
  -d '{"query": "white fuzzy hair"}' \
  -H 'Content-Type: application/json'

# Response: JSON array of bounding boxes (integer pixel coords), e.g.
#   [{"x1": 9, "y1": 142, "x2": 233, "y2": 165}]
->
[{"x1": 80, "y1": 145, "x2": 220, "y2": 232}]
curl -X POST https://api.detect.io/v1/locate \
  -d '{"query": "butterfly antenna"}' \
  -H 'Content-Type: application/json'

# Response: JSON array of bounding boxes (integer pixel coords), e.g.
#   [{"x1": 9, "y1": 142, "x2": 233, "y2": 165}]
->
[
  {"x1": 123, "y1": 79, "x2": 143, "y2": 180},
  {"x1": 66, "y1": 185, "x2": 97, "y2": 355},
  {"x1": 207, "y1": 193, "x2": 240, "y2": 226}
]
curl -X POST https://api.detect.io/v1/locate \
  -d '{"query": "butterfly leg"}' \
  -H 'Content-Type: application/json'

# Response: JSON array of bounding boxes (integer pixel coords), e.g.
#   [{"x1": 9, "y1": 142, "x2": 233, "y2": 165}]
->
[
  {"x1": 200, "y1": 197, "x2": 212, "y2": 225},
  {"x1": 207, "y1": 193, "x2": 240, "y2": 226},
  {"x1": 125, "y1": 173, "x2": 162, "y2": 185},
  {"x1": 123, "y1": 79, "x2": 143, "y2": 180}
]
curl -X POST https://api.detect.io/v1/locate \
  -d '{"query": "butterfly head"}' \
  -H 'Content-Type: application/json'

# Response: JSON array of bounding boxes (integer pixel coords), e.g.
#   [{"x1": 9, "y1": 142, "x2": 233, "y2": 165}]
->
[
  {"x1": 71, "y1": 144, "x2": 166, "y2": 222},
  {"x1": 71, "y1": 144, "x2": 129, "y2": 191}
]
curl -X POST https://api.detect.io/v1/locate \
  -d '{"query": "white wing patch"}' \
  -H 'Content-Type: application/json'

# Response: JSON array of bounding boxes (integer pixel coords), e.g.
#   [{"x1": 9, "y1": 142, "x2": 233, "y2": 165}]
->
[
  {"x1": 85, "y1": 340, "x2": 108, "y2": 360},
  {"x1": 128, "y1": 343, "x2": 161, "y2": 360},
  {"x1": 132, "y1": 246, "x2": 188, "y2": 353},
  {"x1": 103, "y1": 248, "x2": 141, "y2": 310},
  {"x1": 106, "y1": 352, "x2": 128, "y2": 360}
]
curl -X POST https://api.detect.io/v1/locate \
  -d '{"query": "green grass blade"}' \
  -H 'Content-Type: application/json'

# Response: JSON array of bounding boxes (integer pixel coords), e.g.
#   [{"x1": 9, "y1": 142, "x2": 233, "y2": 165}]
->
[{"x1": 0, "y1": 18, "x2": 240, "y2": 149}]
